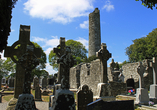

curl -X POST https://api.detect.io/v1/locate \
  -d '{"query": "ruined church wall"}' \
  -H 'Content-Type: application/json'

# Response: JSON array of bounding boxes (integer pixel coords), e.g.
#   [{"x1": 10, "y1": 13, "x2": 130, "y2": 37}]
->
[
  {"x1": 122, "y1": 61, "x2": 153, "y2": 90},
  {"x1": 80, "y1": 59, "x2": 101, "y2": 96}
]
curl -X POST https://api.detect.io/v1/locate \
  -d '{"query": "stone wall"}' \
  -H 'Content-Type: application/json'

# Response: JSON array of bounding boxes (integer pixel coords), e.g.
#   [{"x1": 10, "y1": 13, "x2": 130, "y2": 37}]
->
[
  {"x1": 122, "y1": 60, "x2": 153, "y2": 91},
  {"x1": 109, "y1": 82, "x2": 127, "y2": 96}
]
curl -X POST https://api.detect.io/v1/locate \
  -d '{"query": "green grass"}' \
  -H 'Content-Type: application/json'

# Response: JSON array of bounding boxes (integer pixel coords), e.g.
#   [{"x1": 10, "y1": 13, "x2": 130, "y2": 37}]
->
[{"x1": 3, "y1": 95, "x2": 14, "y2": 101}]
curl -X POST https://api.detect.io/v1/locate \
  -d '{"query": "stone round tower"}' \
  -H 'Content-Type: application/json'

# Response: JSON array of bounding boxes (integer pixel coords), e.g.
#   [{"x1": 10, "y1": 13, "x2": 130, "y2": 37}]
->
[{"x1": 88, "y1": 8, "x2": 101, "y2": 58}]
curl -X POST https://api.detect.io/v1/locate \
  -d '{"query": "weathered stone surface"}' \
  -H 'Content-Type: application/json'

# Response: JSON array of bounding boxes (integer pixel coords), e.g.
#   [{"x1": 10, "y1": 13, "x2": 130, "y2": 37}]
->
[
  {"x1": 96, "y1": 43, "x2": 111, "y2": 83},
  {"x1": 33, "y1": 76, "x2": 39, "y2": 90},
  {"x1": 42, "y1": 77, "x2": 47, "y2": 88},
  {"x1": 135, "y1": 61, "x2": 149, "y2": 105},
  {"x1": 35, "y1": 85, "x2": 42, "y2": 101},
  {"x1": 150, "y1": 57, "x2": 157, "y2": 99},
  {"x1": 53, "y1": 37, "x2": 66, "y2": 84},
  {"x1": 77, "y1": 84, "x2": 93, "y2": 110},
  {"x1": 50, "y1": 89, "x2": 76, "y2": 110},
  {"x1": 8, "y1": 77, "x2": 14, "y2": 88},
  {"x1": 4, "y1": 25, "x2": 41, "y2": 98},
  {"x1": 50, "y1": 44, "x2": 76, "y2": 110},
  {"x1": 88, "y1": 8, "x2": 101, "y2": 57},
  {"x1": 15, "y1": 94, "x2": 36, "y2": 110},
  {"x1": 87, "y1": 99, "x2": 134, "y2": 110}
]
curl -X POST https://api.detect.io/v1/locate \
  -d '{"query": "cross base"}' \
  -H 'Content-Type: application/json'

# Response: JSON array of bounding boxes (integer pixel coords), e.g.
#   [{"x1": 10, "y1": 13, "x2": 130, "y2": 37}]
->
[
  {"x1": 15, "y1": 94, "x2": 37, "y2": 110},
  {"x1": 135, "y1": 88, "x2": 149, "y2": 105},
  {"x1": 50, "y1": 89, "x2": 76, "y2": 110}
]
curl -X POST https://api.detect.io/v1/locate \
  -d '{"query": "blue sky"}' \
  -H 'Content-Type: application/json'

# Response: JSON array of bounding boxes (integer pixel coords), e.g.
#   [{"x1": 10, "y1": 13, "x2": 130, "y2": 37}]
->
[{"x1": 1, "y1": 0, "x2": 157, "y2": 75}]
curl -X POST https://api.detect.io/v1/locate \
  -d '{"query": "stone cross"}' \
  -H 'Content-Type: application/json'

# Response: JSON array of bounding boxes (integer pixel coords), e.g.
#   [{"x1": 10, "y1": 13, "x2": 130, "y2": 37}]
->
[
  {"x1": 96, "y1": 43, "x2": 111, "y2": 83},
  {"x1": 150, "y1": 57, "x2": 157, "y2": 84},
  {"x1": 57, "y1": 46, "x2": 75, "y2": 89},
  {"x1": 15, "y1": 45, "x2": 40, "y2": 110},
  {"x1": 137, "y1": 62, "x2": 146, "y2": 88},
  {"x1": 4, "y1": 25, "x2": 41, "y2": 98},
  {"x1": 53, "y1": 37, "x2": 66, "y2": 84}
]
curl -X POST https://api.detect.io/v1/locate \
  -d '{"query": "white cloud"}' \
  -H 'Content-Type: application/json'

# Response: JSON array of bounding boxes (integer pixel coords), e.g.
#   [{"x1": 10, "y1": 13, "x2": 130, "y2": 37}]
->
[
  {"x1": 24, "y1": 0, "x2": 94, "y2": 24},
  {"x1": 80, "y1": 20, "x2": 89, "y2": 29},
  {"x1": 11, "y1": 29, "x2": 15, "y2": 32},
  {"x1": 45, "y1": 63, "x2": 57, "y2": 75},
  {"x1": 102, "y1": 0, "x2": 114, "y2": 12},
  {"x1": 76, "y1": 37, "x2": 88, "y2": 50},
  {"x1": 32, "y1": 36, "x2": 47, "y2": 42}
]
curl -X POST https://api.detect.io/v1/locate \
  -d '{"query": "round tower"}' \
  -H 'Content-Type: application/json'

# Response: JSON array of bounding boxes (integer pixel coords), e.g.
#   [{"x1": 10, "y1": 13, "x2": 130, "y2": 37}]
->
[{"x1": 88, "y1": 8, "x2": 101, "y2": 58}]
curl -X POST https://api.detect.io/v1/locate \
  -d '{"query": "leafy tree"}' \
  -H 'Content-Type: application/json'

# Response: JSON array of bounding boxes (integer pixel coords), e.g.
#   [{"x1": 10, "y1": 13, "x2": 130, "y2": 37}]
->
[
  {"x1": 49, "y1": 40, "x2": 88, "y2": 71},
  {"x1": 119, "y1": 60, "x2": 130, "y2": 69},
  {"x1": 136, "y1": 0, "x2": 157, "y2": 9},
  {"x1": 83, "y1": 55, "x2": 98, "y2": 63},
  {"x1": 0, "y1": 0, "x2": 18, "y2": 52},
  {"x1": 126, "y1": 28, "x2": 157, "y2": 62}
]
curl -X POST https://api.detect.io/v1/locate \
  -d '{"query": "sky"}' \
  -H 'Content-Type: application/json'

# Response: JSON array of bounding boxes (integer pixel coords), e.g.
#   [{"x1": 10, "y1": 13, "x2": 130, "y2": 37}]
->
[{"x1": 1, "y1": 0, "x2": 157, "y2": 75}]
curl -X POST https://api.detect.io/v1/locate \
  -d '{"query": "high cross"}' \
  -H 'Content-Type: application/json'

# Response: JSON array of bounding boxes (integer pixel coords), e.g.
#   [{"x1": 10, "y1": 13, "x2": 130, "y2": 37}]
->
[
  {"x1": 4, "y1": 25, "x2": 41, "y2": 98},
  {"x1": 96, "y1": 43, "x2": 111, "y2": 83}
]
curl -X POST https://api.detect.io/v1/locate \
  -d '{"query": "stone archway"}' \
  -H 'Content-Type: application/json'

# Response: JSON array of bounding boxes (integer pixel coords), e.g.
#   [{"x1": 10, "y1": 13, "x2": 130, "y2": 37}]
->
[{"x1": 126, "y1": 78, "x2": 135, "y2": 91}]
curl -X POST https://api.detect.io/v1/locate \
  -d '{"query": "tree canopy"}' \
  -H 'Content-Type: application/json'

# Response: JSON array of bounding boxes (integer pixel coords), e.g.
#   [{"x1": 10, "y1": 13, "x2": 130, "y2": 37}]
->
[
  {"x1": 0, "y1": 0, "x2": 18, "y2": 52},
  {"x1": 126, "y1": 28, "x2": 157, "y2": 62},
  {"x1": 49, "y1": 40, "x2": 88, "y2": 71},
  {"x1": 136, "y1": 0, "x2": 157, "y2": 9}
]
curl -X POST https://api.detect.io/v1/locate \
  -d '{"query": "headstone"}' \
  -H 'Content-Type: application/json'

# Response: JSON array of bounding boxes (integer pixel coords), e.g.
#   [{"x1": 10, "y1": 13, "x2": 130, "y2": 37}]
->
[
  {"x1": 135, "y1": 61, "x2": 149, "y2": 105},
  {"x1": 150, "y1": 57, "x2": 157, "y2": 99},
  {"x1": 42, "y1": 76, "x2": 47, "y2": 89},
  {"x1": 77, "y1": 84, "x2": 93, "y2": 110},
  {"x1": 15, "y1": 44, "x2": 41, "y2": 110},
  {"x1": 39, "y1": 76, "x2": 44, "y2": 87},
  {"x1": 118, "y1": 68, "x2": 124, "y2": 82},
  {"x1": 48, "y1": 78, "x2": 54, "y2": 85},
  {"x1": 8, "y1": 77, "x2": 14, "y2": 88},
  {"x1": 0, "y1": 78, "x2": 1, "y2": 90},
  {"x1": 0, "y1": 92, "x2": 1, "y2": 103},
  {"x1": 4, "y1": 25, "x2": 41, "y2": 99},
  {"x1": 96, "y1": 43, "x2": 111, "y2": 83},
  {"x1": 87, "y1": 99, "x2": 134, "y2": 110},
  {"x1": 1, "y1": 76, "x2": 6, "y2": 85},
  {"x1": 53, "y1": 37, "x2": 66, "y2": 84},
  {"x1": 35, "y1": 85, "x2": 42, "y2": 101},
  {"x1": 33, "y1": 76, "x2": 39, "y2": 90},
  {"x1": 50, "y1": 46, "x2": 76, "y2": 110}
]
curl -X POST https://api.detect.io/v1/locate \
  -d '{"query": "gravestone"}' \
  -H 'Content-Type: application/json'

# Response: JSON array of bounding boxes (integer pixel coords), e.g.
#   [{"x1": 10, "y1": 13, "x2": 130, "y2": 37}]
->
[
  {"x1": 33, "y1": 76, "x2": 39, "y2": 90},
  {"x1": 77, "y1": 84, "x2": 93, "y2": 110},
  {"x1": 53, "y1": 37, "x2": 66, "y2": 84},
  {"x1": 87, "y1": 99, "x2": 134, "y2": 110},
  {"x1": 96, "y1": 43, "x2": 111, "y2": 83},
  {"x1": 4, "y1": 25, "x2": 41, "y2": 99},
  {"x1": 39, "y1": 76, "x2": 44, "y2": 87},
  {"x1": 1, "y1": 76, "x2": 6, "y2": 85},
  {"x1": 8, "y1": 77, "x2": 14, "y2": 88},
  {"x1": 35, "y1": 85, "x2": 42, "y2": 101},
  {"x1": 48, "y1": 78, "x2": 54, "y2": 85},
  {"x1": 50, "y1": 46, "x2": 76, "y2": 110},
  {"x1": 15, "y1": 44, "x2": 41, "y2": 110},
  {"x1": 42, "y1": 76, "x2": 47, "y2": 88},
  {"x1": 135, "y1": 61, "x2": 149, "y2": 105},
  {"x1": 150, "y1": 57, "x2": 157, "y2": 99}
]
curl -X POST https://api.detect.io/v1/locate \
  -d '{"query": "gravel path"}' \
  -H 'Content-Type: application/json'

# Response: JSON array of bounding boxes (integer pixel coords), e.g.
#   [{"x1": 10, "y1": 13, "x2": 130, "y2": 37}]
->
[{"x1": 0, "y1": 101, "x2": 49, "y2": 110}]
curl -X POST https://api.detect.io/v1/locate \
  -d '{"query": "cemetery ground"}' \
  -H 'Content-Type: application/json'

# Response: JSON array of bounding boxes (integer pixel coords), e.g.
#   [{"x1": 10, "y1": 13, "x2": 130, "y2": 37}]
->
[{"x1": 0, "y1": 89, "x2": 145, "y2": 110}]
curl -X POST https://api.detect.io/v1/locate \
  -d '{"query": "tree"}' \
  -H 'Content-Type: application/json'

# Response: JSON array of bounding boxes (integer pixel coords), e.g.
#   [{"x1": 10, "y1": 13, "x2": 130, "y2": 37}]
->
[
  {"x1": 0, "y1": 0, "x2": 18, "y2": 52},
  {"x1": 49, "y1": 40, "x2": 88, "y2": 71},
  {"x1": 126, "y1": 28, "x2": 157, "y2": 62},
  {"x1": 136, "y1": 0, "x2": 157, "y2": 9}
]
